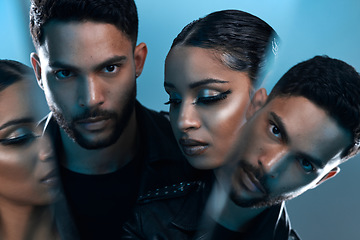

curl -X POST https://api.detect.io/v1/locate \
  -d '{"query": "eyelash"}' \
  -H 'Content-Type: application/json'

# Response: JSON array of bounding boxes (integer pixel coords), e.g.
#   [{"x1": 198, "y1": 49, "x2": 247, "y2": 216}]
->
[
  {"x1": 197, "y1": 90, "x2": 231, "y2": 104},
  {"x1": 0, "y1": 134, "x2": 40, "y2": 146},
  {"x1": 164, "y1": 98, "x2": 181, "y2": 105},
  {"x1": 164, "y1": 90, "x2": 231, "y2": 106}
]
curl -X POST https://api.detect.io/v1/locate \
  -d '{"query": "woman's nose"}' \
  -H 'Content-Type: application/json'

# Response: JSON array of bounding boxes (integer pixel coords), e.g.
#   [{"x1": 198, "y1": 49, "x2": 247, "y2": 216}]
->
[{"x1": 177, "y1": 102, "x2": 201, "y2": 132}]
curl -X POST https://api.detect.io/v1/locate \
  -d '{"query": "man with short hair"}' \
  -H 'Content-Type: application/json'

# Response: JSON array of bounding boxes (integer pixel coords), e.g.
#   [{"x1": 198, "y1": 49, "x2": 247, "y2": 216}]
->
[
  {"x1": 207, "y1": 55, "x2": 360, "y2": 239},
  {"x1": 29, "y1": 0, "x2": 200, "y2": 239}
]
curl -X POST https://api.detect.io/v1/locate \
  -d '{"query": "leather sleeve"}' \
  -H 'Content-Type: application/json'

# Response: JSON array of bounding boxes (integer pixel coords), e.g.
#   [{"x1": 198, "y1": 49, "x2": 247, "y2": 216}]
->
[{"x1": 121, "y1": 211, "x2": 145, "y2": 240}]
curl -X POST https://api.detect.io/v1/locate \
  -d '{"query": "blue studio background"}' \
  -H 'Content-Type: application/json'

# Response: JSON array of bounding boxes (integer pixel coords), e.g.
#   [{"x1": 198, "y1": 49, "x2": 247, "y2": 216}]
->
[{"x1": 1, "y1": 0, "x2": 359, "y2": 239}]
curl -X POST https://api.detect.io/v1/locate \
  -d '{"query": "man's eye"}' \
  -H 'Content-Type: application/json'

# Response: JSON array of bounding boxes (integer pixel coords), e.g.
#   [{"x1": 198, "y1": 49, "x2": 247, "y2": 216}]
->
[
  {"x1": 269, "y1": 123, "x2": 281, "y2": 137},
  {"x1": 104, "y1": 65, "x2": 117, "y2": 73},
  {"x1": 54, "y1": 70, "x2": 73, "y2": 80},
  {"x1": 298, "y1": 157, "x2": 314, "y2": 173}
]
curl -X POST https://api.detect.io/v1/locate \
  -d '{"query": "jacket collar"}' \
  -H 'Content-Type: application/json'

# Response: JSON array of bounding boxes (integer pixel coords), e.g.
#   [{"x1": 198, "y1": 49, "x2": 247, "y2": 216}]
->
[{"x1": 134, "y1": 101, "x2": 184, "y2": 164}]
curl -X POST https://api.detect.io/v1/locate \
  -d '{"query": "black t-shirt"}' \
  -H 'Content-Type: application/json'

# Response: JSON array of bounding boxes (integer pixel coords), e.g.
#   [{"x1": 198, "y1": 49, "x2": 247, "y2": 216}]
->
[
  {"x1": 209, "y1": 223, "x2": 245, "y2": 240},
  {"x1": 59, "y1": 153, "x2": 143, "y2": 240}
]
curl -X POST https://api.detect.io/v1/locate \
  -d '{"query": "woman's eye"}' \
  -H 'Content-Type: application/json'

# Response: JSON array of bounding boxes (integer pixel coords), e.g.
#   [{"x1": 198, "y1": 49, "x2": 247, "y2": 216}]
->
[
  {"x1": 298, "y1": 157, "x2": 315, "y2": 173},
  {"x1": 164, "y1": 98, "x2": 182, "y2": 106},
  {"x1": 196, "y1": 90, "x2": 231, "y2": 104},
  {"x1": 55, "y1": 70, "x2": 73, "y2": 80},
  {"x1": 0, "y1": 133, "x2": 40, "y2": 146},
  {"x1": 164, "y1": 92, "x2": 182, "y2": 106}
]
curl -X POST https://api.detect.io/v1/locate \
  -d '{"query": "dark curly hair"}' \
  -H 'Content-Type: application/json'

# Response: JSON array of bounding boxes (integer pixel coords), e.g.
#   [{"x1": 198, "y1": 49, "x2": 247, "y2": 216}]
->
[{"x1": 267, "y1": 55, "x2": 360, "y2": 160}]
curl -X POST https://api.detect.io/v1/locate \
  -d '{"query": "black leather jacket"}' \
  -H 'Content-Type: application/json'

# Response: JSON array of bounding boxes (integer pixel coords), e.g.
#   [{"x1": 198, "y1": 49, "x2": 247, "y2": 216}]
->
[
  {"x1": 122, "y1": 177, "x2": 300, "y2": 240},
  {"x1": 120, "y1": 104, "x2": 300, "y2": 239}
]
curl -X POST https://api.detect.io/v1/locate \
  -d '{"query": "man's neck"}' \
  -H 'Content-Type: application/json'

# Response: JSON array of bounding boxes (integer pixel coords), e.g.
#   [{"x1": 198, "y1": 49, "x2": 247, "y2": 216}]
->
[
  {"x1": 206, "y1": 180, "x2": 266, "y2": 232},
  {"x1": 60, "y1": 110, "x2": 138, "y2": 175}
]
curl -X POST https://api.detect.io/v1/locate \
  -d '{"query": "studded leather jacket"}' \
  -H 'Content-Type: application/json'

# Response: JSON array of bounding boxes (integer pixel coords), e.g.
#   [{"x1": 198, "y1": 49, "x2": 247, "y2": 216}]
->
[
  {"x1": 120, "y1": 102, "x2": 213, "y2": 239},
  {"x1": 119, "y1": 104, "x2": 300, "y2": 240},
  {"x1": 122, "y1": 178, "x2": 212, "y2": 239},
  {"x1": 119, "y1": 102, "x2": 301, "y2": 239},
  {"x1": 122, "y1": 174, "x2": 300, "y2": 240}
]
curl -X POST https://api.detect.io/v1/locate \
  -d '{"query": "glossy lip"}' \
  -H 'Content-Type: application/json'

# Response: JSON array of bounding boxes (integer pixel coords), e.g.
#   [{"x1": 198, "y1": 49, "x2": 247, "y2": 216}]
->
[
  {"x1": 239, "y1": 167, "x2": 266, "y2": 194},
  {"x1": 76, "y1": 116, "x2": 110, "y2": 131},
  {"x1": 178, "y1": 138, "x2": 209, "y2": 156},
  {"x1": 40, "y1": 169, "x2": 59, "y2": 186}
]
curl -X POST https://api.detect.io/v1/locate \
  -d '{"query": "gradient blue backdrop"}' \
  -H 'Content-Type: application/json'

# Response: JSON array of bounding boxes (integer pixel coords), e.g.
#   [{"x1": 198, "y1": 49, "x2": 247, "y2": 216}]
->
[{"x1": 1, "y1": 0, "x2": 359, "y2": 239}]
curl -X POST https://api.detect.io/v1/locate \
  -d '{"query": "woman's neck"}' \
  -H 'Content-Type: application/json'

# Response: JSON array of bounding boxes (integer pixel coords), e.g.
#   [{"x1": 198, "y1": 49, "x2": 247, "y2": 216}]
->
[{"x1": 0, "y1": 200, "x2": 58, "y2": 240}]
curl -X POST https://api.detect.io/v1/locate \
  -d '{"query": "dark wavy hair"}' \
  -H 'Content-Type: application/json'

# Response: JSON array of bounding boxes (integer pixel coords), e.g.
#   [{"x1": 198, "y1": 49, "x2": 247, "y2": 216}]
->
[
  {"x1": 30, "y1": 0, "x2": 138, "y2": 48},
  {"x1": 169, "y1": 9, "x2": 279, "y2": 87},
  {"x1": 267, "y1": 55, "x2": 360, "y2": 160},
  {"x1": 0, "y1": 60, "x2": 33, "y2": 92}
]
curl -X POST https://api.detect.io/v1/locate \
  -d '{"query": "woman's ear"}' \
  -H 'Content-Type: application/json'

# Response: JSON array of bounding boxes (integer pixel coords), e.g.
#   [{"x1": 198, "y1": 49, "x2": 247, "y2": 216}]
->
[{"x1": 246, "y1": 88, "x2": 267, "y2": 120}]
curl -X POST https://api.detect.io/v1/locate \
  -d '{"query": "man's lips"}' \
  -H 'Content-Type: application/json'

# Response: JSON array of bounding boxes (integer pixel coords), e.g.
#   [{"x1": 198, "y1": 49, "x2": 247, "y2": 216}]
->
[
  {"x1": 76, "y1": 116, "x2": 110, "y2": 131},
  {"x1": 240, "y1": 168, "x2": 266, "y2": 194},
  {"x1": 178, "y1": 138, "x2": 209, "y2": 156}
]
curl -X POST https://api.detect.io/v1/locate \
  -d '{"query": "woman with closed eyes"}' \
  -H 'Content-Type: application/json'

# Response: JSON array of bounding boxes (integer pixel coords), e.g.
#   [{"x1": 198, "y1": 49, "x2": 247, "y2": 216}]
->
[
  {"x1": 161, "y1": 10, "x2": 296, "y2": 240},
  {"x1": 122, "y1": 10, "x2": 280, "y2": 239},
  {"x1": 0, "y1": 60, "x2": 61, "y2": 240},
  {"x1": 164, "y1": 9, "x2": 278, "y2": 170}
]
